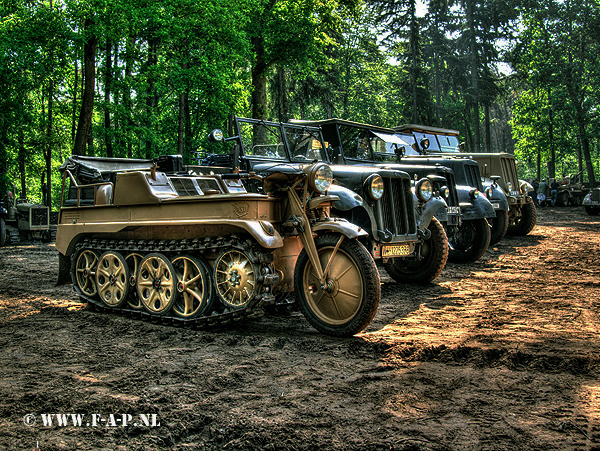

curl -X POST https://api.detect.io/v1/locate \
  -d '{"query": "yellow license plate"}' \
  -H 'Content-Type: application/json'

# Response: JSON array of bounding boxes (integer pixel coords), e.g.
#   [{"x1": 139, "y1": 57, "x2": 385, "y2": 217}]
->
[{"x1": 382, "y1": 244, "x2": 411, "y2": 257}]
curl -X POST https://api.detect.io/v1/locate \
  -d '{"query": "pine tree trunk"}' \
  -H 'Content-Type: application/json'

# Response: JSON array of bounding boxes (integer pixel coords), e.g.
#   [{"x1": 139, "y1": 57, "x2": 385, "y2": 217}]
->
[
  {"x1": 73, "y1": 17, "x2": 98, "y2": 156},
  {"x1": 104, "y1": 40, "x2": 113, "y2": 157}
]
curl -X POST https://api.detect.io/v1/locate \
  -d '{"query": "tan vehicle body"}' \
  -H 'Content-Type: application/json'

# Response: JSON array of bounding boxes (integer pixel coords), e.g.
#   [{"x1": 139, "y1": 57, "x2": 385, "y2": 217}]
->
[{"x1": 56, "y1": 156, "x2": 380, "y2": 336}]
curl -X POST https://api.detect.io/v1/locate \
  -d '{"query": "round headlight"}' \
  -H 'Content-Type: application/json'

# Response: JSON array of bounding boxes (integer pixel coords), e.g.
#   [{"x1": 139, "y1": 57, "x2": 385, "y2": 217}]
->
[
  {"x1": 441, "y1": 186, "x2": 450, "y2": 199},
  {"x1": 520, "y1": 182, "x2": 533, "y2": 194},
  {"x1": 309, "y1": 163, "x2": 333, "y2": 193},
  {"x1": 208, "y1": 129, "x2": 224, "y2": 142},
  {"x1": 365, "y1": 175, "x2": 384, "y2": 200},
  {"x1": 469, "y1": 188, "x2": 480, "y2": 200},
  {"x1": 415, "y1": 178, "x2": 433, "y2": 202}
]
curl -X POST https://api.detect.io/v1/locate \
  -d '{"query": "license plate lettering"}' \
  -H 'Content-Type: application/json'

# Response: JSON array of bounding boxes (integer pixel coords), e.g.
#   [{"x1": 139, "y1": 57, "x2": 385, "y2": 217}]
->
[{"x1": 382, "y1": 245, "x2": 411, "y2": 257}]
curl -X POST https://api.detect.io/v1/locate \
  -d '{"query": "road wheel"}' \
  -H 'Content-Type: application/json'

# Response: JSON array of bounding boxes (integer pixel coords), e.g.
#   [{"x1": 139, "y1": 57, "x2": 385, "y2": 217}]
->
[
  {"x1": 508, "y1": 202, "x2": 537, "y2": 236},
  {"x1": 96, "y1": 251, "x2": 129, "y2": 308},
  {"x1": 125, "y1": 253, "x2": 144, "y2": 309},
  {"x1": 214, "y1": 249, "x2": 258, "y2": 310},
  {"x1": 585, "y1": 206, "x2": 600, "y2": 216},
  {"x1": 172, "y1": 255, "x2": 213, "y2": 318},
  {"x1": 137, "y1": 253, "x2": 177, "y2": 315},
  {"x1": 384, "y1": 217, "x2": 448, "y2": 284},
  {"x1": 448, "y1": 218, "x2": 491, "y2": 263},
  {"x1": 559, "y1": 191, "x2": 569, "y2": 207},
  {"x1": 488, "y1": 210, "x2": 509, "y2": 245},
  {"x1": 73, "y1": 249, "x2": 99, "y2": 297},
  {"x1": 295, "y1": 234, "x2": 380, "y2": 337},
  {"x1": 0, "y1": 218, "x2": 5, "y2": 247}
]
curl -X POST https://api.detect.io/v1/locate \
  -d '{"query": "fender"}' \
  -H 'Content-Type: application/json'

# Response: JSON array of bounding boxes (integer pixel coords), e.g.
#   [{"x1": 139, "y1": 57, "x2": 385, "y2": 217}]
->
[
  {"x1": 482, "y1": 182, "x2": 509, "y2": 211},
  {"x1": 328, "y1": 184, "x2": 379, "y2": 236},
  {"x1": 312, "y1": 218, "x2": 369, "y2": 239},
  {"x1": 418, "y1": 197, "x2": 447, "y2": 231},
  {"x1": 455, "y1": 185, "x2": 496, "y2": 220}
]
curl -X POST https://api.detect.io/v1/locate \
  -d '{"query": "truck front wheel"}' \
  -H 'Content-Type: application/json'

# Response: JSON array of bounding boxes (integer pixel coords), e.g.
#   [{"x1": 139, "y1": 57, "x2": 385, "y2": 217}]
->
[
  {"x1": 447, "y1": 218, "x2": 491, "y2": 263},
  {"x1": 384, "y1": 217, "x2": 448, "y2": 284},
  {"x1": 508, "y1": 202, "x2": 537, "y2": 236}
]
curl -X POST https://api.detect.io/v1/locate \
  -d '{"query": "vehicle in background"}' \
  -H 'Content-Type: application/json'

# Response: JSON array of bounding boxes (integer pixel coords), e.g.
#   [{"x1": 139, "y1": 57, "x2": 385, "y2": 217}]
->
[
  {"x1": 0, "y1": 190, "x2": 51, "y2": 246},
  {"x1": 583, "y1": 187, "x2": 600, "y2": 215},
  {"x1": 394, "y1": 124, "x2": 536, "y2": 238},
  {"x1": 537, "y1": 173, "x2": 590, "y2": 207},
  {"x1": 194, "y1": 117, "x2": 449, "y2": 284},
  {"x1": 291, "y1": 118, "x2": 494, "y2": 263}
]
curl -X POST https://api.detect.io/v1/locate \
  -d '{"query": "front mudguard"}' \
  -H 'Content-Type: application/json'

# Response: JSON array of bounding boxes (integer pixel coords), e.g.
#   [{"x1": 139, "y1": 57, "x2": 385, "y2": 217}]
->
[
  {"x1": 456, "y1": 186, "x2": 496, "y2": 220},
  {"x1": 328, "y1": 184, "x2": 378, "y2": 236},
  {"x1": 484, "y1": 184, "x2": 509, "y2": 211},
  {"x1": 417, "y1": 197, "x2": 447, "y2": 231},
  {"x1": 312, "y1": 218, "x2": 369, "y2": 240}
]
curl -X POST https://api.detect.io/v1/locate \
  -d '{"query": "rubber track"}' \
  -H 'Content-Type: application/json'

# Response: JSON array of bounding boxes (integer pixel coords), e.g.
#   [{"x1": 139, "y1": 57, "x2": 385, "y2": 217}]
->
[{"x1": 73, "y1": 236, "x2": 274, "y2": 329}]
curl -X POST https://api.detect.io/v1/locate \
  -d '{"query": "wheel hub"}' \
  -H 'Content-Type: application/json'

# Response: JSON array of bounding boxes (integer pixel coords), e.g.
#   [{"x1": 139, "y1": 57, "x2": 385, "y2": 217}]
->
[{"x1": 153, "y1": 278, "x2": 162, "y2": 291}]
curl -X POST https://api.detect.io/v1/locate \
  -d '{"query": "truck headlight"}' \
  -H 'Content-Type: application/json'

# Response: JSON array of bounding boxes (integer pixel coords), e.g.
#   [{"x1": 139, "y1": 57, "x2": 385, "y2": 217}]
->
[
  {"x1": 415, "y1": 178, "x2": 433, "y2": 202},
  {"x1": 520, "y1": 181, "x2": 533, "y2": 194},
  {"x1": 308, "y1": 163, "x2": 333, "y2": 193},
  {"x1": 364, "y1": 174, "x2": 384, "y2": 200},
  {"x1": 469, "y1": 188, "x2": 480, "y2": 200}
]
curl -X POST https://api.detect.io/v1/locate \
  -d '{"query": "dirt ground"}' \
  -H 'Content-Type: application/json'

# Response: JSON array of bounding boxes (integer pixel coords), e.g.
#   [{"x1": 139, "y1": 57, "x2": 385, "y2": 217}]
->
[{"x1": 0, "y1": 206, "x2": 598, "y2": 451}]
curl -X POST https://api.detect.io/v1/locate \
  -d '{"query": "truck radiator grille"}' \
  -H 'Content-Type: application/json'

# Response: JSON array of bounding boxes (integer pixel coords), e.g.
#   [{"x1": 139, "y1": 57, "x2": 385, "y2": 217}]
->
[
  {"x1": 30, "y1": 207, "x2": 49, "y2": 227},
  {"x1": 501, "y1": 157, "x2": 519, "y2": 187},
  {"x1": 378, "y1": 177, "x2": 417, "y2": 236},
  {"x1": 464, "y1": 163, "x2": 483, "y2": 190},
  {"x1": 444, "y1": 172, "x2": 460, "y2": 206}
]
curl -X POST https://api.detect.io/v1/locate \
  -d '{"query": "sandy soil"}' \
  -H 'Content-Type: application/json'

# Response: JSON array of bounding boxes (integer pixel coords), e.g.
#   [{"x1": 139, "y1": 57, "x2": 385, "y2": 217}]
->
[{"x1": 0, "y1": 207, "x2": 598, "y2": 451}]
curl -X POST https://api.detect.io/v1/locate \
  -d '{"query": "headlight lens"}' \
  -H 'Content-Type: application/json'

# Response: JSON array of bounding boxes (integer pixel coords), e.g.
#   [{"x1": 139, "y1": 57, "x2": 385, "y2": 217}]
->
[
  {"x1": 415, "y1": 178, "x2": 433, "y2": 202},
  {"x1": 520, "y1": 182, "x2": 533, "y2": 194},
  {"x1": 364, "y1": 175, "x2": 384, "y2": 200},
  {"x1": 441, "y1": 186, "x2": 450, "y2": 199},
  {"x1": 309, "y1": 163, "x2": 333, "y2": 193},
  {"x1": 469, "y1": 188, "x2": 480, "y2": 199}
]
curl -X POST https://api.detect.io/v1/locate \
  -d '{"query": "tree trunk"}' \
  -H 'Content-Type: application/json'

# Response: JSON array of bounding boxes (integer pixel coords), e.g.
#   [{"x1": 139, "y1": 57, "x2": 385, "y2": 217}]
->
[
  {"x1": 71, "y1": 58, "x2": 78, "y2": 142},
  {"x1": 465, "y1": 0, "x2": 480, "y2": 151},
  {"x1": 251, "y1": 36, "x2": 269, "y2": 120},
  {"x1": 145, "y1": 38, "x2": 158, "y2": 158},
  {"x1": 104, "y1": 40, "x2": 113, "y2": 157},
  {"x1": 547, "y1": 88, "x2": 555, "y2": 179},
  {"x1": 73, "y1": 17, "x2": 98, "y2": 156},
  {"x1": 46, "y1": 77, "x2": 53, "y2": 206},
  {"x1": 125, "y1": 37, "x2": 134, "y2": 158},
  {"x1": 178, "y1": 92, "x2": 185, "y2": 155},
  {"x1": 18, "y1": 130, "x2": 26, "y2": 199},
  {"x1": 277, "y1": 67, "x2": 288, "y2": 122}
]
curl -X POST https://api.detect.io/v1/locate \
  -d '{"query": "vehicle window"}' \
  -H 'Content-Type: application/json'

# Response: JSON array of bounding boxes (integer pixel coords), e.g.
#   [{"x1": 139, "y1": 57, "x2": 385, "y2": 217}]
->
[
  {"x1": 238, "y1": 121, "x2": 286, "y2": 159},
  {"x1": 371, "y1": 136, "x2": 398, "y2": 163},
  {"x1": 338, "y1": 125, "x2": 372, "y2": 160},
  {"x1": 412, "y1": 132, "x2": 441, "y2": 151},
  {"x1": 438, "y1": 135, "x2": 460, "y2": 152},
  {"x1": 395, "y1": 133, "x2": 419, "y2": 155},
  {"x1": 284, "y1": 126, "x2": 328, "y2": 162}
]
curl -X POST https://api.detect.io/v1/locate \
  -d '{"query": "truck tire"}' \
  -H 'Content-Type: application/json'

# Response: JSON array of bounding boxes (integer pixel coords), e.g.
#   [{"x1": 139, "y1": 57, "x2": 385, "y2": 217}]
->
[
  {"x1": 559, "y1": 191, "x2": 569, "y2": 207},
  {"x1": 0, "y1": 218, "x2": 5, "y2": 247},
  {"x1": 488, "y1": 210, "x2": 509, "y2": 246},
  {"x1": 448, "y1": 218, "x2": 491, "y2": 263},
  {"x1": 508, "y1": 202, "x2": 537, "y2": 236},
  {"x1": 384, "y1": 217, "x2": 448, "y2": 284},
  {"x1": 295, "y1": 234, "x2": 380, "y2": 337},
  {"x1": 585, "y1": 206, "x2": 600, "y2": 216}
]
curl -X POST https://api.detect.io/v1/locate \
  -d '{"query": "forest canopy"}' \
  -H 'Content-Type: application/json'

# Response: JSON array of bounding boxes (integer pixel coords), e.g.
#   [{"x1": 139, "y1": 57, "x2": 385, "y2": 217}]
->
[{"x1": 1, "y1": 0, "x2": 599, "y2": 209}]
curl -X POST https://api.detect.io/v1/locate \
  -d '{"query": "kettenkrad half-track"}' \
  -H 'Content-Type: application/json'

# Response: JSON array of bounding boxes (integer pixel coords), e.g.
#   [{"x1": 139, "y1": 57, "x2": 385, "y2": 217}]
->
[{"x1": 56, "y1": 155, "x2": 381, "y2": 337}]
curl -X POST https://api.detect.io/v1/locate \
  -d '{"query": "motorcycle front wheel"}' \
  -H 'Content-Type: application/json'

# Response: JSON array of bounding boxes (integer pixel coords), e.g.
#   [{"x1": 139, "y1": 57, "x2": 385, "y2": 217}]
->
[{"x1": 294, "y1": 234, "x2": 381, "y2": 337}]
